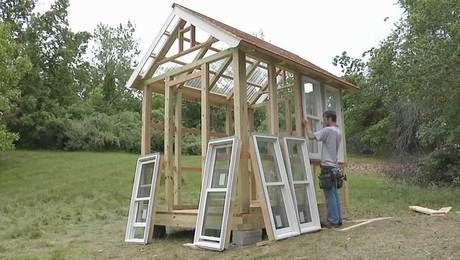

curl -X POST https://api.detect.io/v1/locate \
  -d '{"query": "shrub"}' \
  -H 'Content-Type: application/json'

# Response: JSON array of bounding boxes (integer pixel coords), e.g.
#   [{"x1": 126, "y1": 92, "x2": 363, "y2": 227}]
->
[{"x1": 386, "y1": 143, "x2": 460, "y2": 187}]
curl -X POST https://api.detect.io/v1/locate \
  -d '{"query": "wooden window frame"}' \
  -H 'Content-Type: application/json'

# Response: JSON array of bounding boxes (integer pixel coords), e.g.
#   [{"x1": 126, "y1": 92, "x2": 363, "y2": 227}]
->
[
  {"x1": 281, "y1": 136, "x2": 321, "y2": 233},
  {"x1": 194, "y1": 136, "x2": 239, "y2": 251},
  {"x1": 125, "y1": 153, "x2": 161, "y2": 244},
  {"x1": 251, "y1": 133, "x2": 300, "y2": 240},
  {"x1": 301, "y1": 76, "x2": 323, "y2": 159}
]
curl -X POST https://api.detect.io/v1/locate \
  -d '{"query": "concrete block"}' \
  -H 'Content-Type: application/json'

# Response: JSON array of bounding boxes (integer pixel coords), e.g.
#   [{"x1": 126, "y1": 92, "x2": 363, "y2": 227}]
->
[{"x1": 232, "y1": 229, "x2": 262, "y2": 246}]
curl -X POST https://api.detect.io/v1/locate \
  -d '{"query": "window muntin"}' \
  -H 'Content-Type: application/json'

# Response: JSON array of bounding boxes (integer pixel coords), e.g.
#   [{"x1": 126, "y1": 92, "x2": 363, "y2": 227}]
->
[{"x1": 194, "y1": 137, "x2": 239, "y2": 251}]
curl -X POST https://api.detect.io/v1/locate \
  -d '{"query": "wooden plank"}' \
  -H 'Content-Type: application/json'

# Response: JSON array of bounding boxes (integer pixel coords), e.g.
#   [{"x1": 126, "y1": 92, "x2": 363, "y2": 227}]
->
[
  {"x1": 190, "y1": 25, "x2": 196, "y2": 46},
  {"x1": 268, "y1": 63, "x2": 279, "y2": 135},
  {"x1": 154, "y1": 211, "x2": 197, "y2": 228},
  {"x1": 249, "y1": 68, "x2": 282, "y2": 105},
  {"x1": 226, "y1": 60, "x2": 260, "y2": 99},
  {"x1": 339, "y1": 217, "x2": 392, "y2": 231},
  {"x1": 165, "y1": 71, "x2": 202, "y2": 87},
  {"x1": 143, "y1": 48, "x2": 233, "y2": 88},
  {"x1": 143, "y1": 19, "x2": 187, "y2": 81},
  {"x1": 141, "y1": 86, "x2": 152, "y2": 155},
  {"x1": 151, "y1": 122, "x2": 227, "y2": 138},
  {"x1": 232, "y1": 48, "x2": 249, "y2": 214},
  {"x1": 164, "y1": 77, "x2": 175, "y2": 211},
  {"x1": 157, "y1": 37, "x2": 218, "y2": 65},
  {"x1": 209, "y1": 56, "x2": 233, "y2": 90},
  {"x1": 174, "y1": 89, "x2": 182, "y2": 206},
  {"x1": 201, "y1": 63, "x2": 210, "y2": 174},
  {"x1": 293, "y1": 72, "x2": 303, "y2": 136}
]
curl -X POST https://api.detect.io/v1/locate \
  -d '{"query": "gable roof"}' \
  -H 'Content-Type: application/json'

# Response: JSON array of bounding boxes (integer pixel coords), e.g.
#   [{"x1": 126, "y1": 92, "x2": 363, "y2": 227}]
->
[{"x1": 128, "y1": 3, "x2": 358, "y2": 91}]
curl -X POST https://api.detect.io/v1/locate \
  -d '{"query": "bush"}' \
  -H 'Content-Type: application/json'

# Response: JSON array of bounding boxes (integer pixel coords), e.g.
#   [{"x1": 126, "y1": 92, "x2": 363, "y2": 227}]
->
[
  {"x1": 386, "y1": 143, "x2": 460, "y2": 187},
  {"x1": 182, "y1": 134, "x2": 201, "y2": 155},
  {"x1": 63, "y1": 111, "x2": 140, "y2": 152}
]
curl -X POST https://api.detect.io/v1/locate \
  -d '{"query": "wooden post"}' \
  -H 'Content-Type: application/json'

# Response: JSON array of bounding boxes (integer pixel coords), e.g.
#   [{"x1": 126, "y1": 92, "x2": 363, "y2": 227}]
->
[
  {"x1": 232, "y1": 48, "x2": 249, "y2": 214},
  {"x1": 268, "y1": 63, "x2": 279, "y2": 135},
  {"x1": 293, "y1": 72, "x2": 303, "y2": 136},
  {"x1": 201, "y1": 63, "x2": 209, "y2": 173},
  {"x1": 174, "y1": 89, "x2": 182, "y2": 206},
  {"x1": 141, "y1": 86, "x2": 152, "y2": 155},
  {"x1": 285, "y1": 99, "x2": 292, "y2": 134},
  {"x1": 248, "y1": 108, "x2": 255, "y2": 132},
  {"x1": 225, "y1": 103, "x2": 233, "y2": 136},
  {"x1": 164, "y1": 78, "x2": 175, "y2": 211}
]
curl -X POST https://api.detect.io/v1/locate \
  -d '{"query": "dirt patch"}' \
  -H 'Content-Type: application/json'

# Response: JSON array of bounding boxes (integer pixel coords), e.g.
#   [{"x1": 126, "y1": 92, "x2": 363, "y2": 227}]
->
[{"x1": 99, "y1": 214, "x2": 460, "y2": 259}]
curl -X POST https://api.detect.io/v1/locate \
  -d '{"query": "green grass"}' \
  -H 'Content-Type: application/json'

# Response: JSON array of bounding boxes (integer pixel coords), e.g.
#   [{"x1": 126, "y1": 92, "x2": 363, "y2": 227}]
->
[{"x1": 0, "y1": 150, "x2": 459, "y2": 259}]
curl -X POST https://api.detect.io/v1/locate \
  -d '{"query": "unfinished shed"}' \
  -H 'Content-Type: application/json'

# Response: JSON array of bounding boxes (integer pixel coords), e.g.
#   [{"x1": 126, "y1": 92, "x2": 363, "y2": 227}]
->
[{"x1": 125, "y1": 3, "x2": 358, "y2": 249}]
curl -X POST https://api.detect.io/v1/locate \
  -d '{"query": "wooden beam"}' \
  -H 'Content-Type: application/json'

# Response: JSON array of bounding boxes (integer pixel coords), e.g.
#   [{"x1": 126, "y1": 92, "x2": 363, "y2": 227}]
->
[
  {"x1": 143, "y1": 19, "x2": 187, "y2": 80},
  {"x1": 165, "y1": 71, "x2": 202, "y2": 87},
  {"x1": 164, "y1": 77, "x2": 175, "y2": 211},
  {"x1": 141, "y1": 86, "x2": 152, "y2": 155},
  {"x1": 201, "y1": 63, "x2": 210, "y2": 174},
  {"x1": 190, "y1": 25, "x2": 196, "y2": 46},
  {"x1": 209, "y1": 56, "x2": 233, "y2": 90},
  {"x1": 151, "y1": 123, "x2": 227, "y2": 138},
  {"x1": 232, "y1": 48, "x2": 249, "y2": 214},
  {"x1": 157, "y1": 37, "x2": 218, "y2": 65},
  {"x1": 183, "y1": 37, "x2": 221, "y2": 52},
  {"x1": 249, "y1": 68, "x2": 282, "y2": 105},
  {"x1": 174, "y1": 89, "x2": 182, "y2": 206},
  {"x1": 268, "y1": 63, "x2": 279, "y2": 134},
  {"x1": 143, "y1": 48, "x2": 233, "y2": 88},
  {"x1": 226, "y1": 60, "x2": 261, "y2": 100},
  {"x1": 293, "y1": 72, "x2": 303, "y2": 136}
]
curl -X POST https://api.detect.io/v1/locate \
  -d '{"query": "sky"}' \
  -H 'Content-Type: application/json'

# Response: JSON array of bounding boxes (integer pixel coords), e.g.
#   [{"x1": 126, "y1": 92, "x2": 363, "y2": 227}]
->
[{"x1": 36, "y1": 0, "x2": 403, "y2": 76}]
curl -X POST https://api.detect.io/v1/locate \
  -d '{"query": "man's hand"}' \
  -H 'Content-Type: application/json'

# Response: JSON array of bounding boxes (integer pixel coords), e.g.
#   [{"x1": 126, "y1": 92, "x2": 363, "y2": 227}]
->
[
  {"x1": 302, "y1": 118, "x2": 310, "y2": 128},
  {"x1": 303, "y1": 117, "x2": 316, "y2": 140}
]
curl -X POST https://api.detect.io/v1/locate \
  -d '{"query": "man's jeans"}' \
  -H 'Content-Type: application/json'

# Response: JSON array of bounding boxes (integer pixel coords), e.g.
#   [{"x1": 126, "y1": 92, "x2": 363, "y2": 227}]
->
[{"x1": 322, "y1": 167, "x2": 342, "y2": 225}]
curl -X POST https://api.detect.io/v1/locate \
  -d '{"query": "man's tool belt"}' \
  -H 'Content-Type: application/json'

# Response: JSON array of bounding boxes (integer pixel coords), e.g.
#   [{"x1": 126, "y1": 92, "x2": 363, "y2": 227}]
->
[{"x1": 319, "y1": 166, "x2": 346, "y2": 190}]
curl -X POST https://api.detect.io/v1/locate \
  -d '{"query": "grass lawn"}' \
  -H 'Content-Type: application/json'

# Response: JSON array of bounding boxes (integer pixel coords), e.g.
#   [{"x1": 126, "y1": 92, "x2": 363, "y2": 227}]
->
[{"x1": 0, "y1": 150, "x2": 459, "y2": 259}]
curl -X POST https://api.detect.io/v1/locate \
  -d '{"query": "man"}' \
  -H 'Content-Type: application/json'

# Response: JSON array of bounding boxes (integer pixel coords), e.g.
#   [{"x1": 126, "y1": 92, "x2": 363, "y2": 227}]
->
[{"x1": 303, "y1": 110, "x2": 342, "y2": 228}]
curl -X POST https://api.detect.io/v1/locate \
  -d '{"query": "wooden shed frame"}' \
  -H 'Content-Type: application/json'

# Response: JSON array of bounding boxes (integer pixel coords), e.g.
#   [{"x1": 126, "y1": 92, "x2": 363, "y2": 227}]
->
[{"x1": 126, "y1": 3, "x2": 358, "y2": 246}]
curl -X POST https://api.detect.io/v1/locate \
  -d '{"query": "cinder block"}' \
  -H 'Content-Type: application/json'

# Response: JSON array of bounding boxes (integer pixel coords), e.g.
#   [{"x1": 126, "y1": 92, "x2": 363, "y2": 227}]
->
[{"x1": 232, "y1": 229, "x2": 262, "y2": 246}]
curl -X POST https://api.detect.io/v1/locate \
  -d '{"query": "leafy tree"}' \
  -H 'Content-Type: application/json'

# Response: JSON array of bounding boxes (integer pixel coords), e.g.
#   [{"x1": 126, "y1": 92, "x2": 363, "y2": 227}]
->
[
  {"x1": 88, "y1": 22, "x2": 140, "y2": 113},
  {"x1": 0, "y1": 22, "x2": 30, "y2": 151}
]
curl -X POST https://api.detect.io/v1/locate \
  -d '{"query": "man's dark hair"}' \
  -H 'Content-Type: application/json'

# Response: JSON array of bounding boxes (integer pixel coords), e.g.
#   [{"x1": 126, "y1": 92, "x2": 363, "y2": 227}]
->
[{"x1": 323, "y1": 110, "x2": 337, "y2": 122}]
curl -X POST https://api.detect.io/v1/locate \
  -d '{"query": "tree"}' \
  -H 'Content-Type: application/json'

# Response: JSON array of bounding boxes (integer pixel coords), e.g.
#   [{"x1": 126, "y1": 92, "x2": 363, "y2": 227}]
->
[
  {"x1": 0, "y1": 22, "x2": 30, "y2": 151},
  {"x1": 88, "y1": 22, "x2": 140, "y2": 113}
]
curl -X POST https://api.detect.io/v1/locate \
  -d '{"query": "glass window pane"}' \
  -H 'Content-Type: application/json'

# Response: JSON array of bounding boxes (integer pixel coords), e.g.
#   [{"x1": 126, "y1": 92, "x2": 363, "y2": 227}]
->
[
  {"x1": 256, "y1": 137, "x2": 281, "y2": 183},
  {"x1": 287, "y1": 140, "x2": 307, "y2": 181},
  {"x1": 133, "y1": 227, "x2": 145, "y2": 239},
  {"x1": 137, "y1": 162, "x2": 154, "y2": 198},
  {"x1": 294, "y1": 184, "x2": 312, "y2": 224},
  {"x1": 135, "y1": 201, "x2": 149, "y2": 223},
  {"x1": 304, "y1": 83, "x2": 319, "y2": 117},
  {"x1": 267, "y1": 186, "x2": 289, "y2": 229},
  {"x1": 210, "y1": 145, "x2": 232, "y2": 188},
  {"x1": 325, "y1": 93, "x2": 337, "y2": 111},
  {"x1": 202, "y1": 192, "x2": 226, "y2": 238}
]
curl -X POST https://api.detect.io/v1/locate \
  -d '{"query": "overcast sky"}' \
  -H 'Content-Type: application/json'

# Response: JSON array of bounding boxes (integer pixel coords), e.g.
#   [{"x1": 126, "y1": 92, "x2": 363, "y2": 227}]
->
[{"x1": 37, "y1": 0, "x2": 403, "y2": 76}]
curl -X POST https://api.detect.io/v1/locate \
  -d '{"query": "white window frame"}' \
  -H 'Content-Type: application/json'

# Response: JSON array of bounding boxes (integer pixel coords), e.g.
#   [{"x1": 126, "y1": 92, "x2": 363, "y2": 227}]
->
[
  {"x1": 281, "y1": 136, "x2": 321, "y2": 233},
  {"x1": 194, "y1": 136, "x2": 239, "y2": 251},
  {"x1": 301, "y1": 76, "x2": 323, "y2": 159},
  {"x1": 251, "y1": 133, "x2": 300, "y2": 240},
  {"x1": 125, "y1": 153, "x2": 161, "y2": 244},
  {"x1": 324, "y1": 85, "x2": 346, "y2": 162}
]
